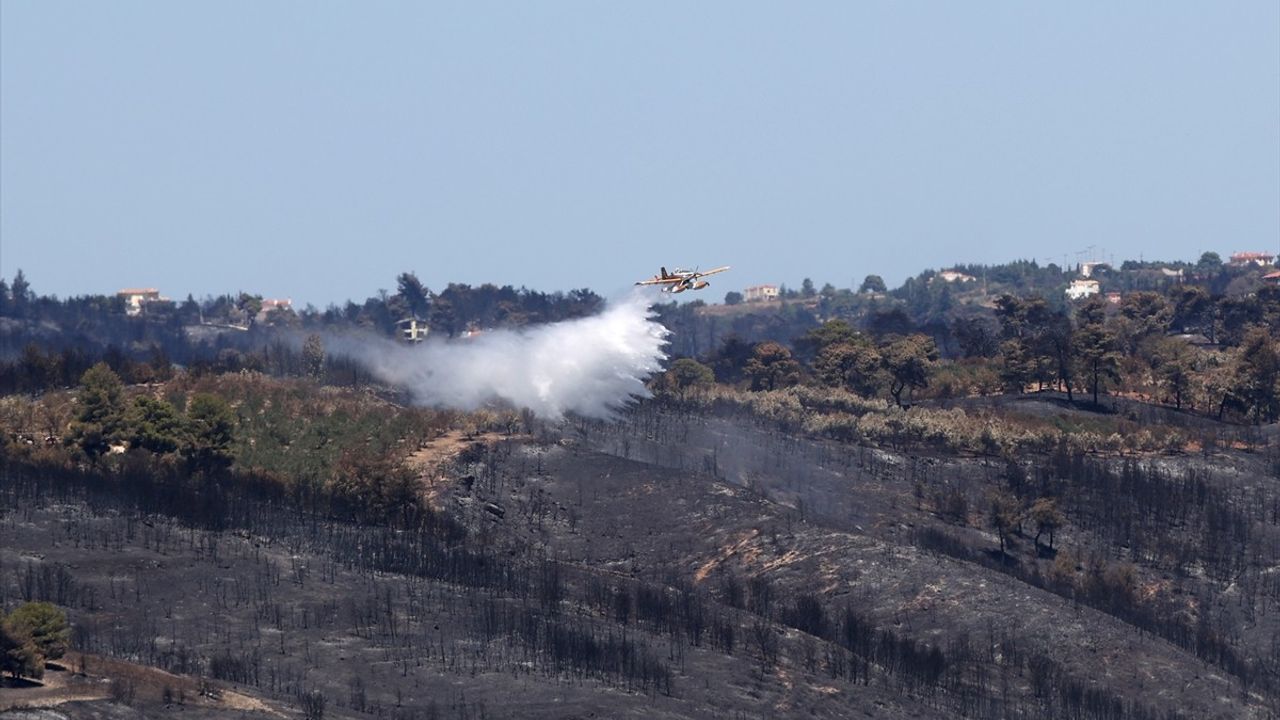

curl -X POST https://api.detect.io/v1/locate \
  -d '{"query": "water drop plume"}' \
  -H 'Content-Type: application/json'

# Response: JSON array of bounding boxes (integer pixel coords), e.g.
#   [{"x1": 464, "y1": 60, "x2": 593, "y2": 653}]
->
[{"x1": 331, "y1": 289, "x2": 669, "y2": 419}]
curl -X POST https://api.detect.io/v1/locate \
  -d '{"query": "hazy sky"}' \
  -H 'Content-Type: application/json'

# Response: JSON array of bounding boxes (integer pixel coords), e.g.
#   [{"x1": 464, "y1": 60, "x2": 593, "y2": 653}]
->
[{"x1": 2, "y1": 2, "x2": 1277, "y2": 307}]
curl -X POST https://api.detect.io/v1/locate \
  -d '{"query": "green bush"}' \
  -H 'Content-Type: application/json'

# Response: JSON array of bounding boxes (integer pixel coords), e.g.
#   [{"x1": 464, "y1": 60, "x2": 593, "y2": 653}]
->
[{"x1": 7, "y1": 601, "x2": 70, "y2": 661}]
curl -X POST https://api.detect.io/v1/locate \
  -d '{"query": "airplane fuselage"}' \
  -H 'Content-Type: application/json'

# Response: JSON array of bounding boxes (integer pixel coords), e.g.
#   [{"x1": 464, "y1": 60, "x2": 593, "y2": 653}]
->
[
  {"x1": 637, "y1": 264, "x2": 728, "y2": 293},
  {"x1": 665, "y1": 279, "x2": 711, "y2": 293}
]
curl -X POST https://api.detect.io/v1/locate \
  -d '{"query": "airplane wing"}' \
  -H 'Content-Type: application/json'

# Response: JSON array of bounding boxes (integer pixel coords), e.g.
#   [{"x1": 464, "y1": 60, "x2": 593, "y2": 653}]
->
[
  {"x1": 694, "y1": 266, "x2": 731, "y2": 278},
  {"x1": 635, "y1": 277, "x2": 682, "y2": 286}
]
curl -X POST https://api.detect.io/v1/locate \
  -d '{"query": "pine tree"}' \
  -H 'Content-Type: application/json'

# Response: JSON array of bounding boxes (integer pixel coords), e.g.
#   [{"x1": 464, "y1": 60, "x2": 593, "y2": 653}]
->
[
  {"x1": 123, "y1": 397, "x2": 185, "y2": 454},
  {"x1": 1235, "y1": 327, "x2": 1280, "y2": 424},
  {"x1": 1073, "y1": 297, "x2": 1119, "y2": 405},
  {"x1": 6, "y1": 602, "x2": 70, "y2": 662},
  {"x1": 68, "y1": 363, "x2": 125, "y2": 460},
  {"x1": 185, "y1": 393, "x2": 237, "y2": 473},
  {"x1": 1, "y1": 617, "x2": 43, "y2": 680}
]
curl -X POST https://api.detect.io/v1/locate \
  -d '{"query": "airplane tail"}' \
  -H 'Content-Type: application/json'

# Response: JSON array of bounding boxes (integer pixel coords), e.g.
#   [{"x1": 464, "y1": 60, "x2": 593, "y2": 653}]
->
[{"x1": 660, "y1": 266, "x2": 669, "y2": 279}]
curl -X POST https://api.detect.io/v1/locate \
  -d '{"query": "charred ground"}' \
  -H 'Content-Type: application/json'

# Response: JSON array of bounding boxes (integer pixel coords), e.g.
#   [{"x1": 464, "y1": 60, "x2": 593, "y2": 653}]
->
[{"x1": 2, "y1": 380, "x2": 1279, "y2": 719}]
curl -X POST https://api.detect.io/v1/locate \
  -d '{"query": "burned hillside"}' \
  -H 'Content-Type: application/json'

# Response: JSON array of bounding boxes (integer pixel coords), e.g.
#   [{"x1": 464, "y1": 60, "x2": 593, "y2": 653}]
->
[{"x1": 5, "y1": 388, "x2": 1277, "y2": 718}]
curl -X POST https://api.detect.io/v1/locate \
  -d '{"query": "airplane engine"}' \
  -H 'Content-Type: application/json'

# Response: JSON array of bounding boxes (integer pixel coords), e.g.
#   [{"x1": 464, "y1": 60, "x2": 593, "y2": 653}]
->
[{"x1": 693, "y1": 281, "x2": 710, "y2": 290}]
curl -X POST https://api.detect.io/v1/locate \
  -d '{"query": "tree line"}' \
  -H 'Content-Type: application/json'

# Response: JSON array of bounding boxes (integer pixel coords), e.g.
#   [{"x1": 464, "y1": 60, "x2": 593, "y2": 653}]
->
[{"x1": 657, "y1": 284, "x2": 1279, "y2": 424}]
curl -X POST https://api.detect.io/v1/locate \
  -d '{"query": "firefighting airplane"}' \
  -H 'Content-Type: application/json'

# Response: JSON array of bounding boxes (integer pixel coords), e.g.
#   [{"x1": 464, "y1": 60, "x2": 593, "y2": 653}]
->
[{"x1": 634, "y1": 266, "x2": 731, "y2": 293}]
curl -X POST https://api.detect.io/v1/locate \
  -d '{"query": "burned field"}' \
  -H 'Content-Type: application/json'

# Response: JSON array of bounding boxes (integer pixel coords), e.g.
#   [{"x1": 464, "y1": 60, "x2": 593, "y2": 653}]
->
[{"x1": 3, "y1": 400, "x2": 1279, "y2": 719}]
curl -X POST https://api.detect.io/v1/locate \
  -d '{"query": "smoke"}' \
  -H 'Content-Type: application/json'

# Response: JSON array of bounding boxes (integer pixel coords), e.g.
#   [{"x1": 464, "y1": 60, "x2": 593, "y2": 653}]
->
[{"x1": 331, "y1": 289, "x2": 669, "y2": 419}]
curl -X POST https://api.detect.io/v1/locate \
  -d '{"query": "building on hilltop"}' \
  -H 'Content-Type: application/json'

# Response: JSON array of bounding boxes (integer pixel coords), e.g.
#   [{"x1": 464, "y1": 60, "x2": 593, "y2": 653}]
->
[
  {"x1": 256, "y1": 298, "x2": 294, "y2": 324},
  {"x1": 1080, "y1": 262, "x2": 1110, "y2": 278},
  {"x1": 1229, "y1": 251, "x2": 1276, "y2": 267},
  {"x1": 1263, "y1": 271, "x2": 1280, "y2": 286},
  {"x1": 117, "y1": 288, "x2": 166, "y2": 316},
  {"x1": 744, "y1": 285, "x2": 779, "y2": 303},
  {"x1": 936, "y1": 270, "x2": 976, "y2": 283},
  {"x1": 1065, "y1": 279, "x2": 1100, "y2": 301}
]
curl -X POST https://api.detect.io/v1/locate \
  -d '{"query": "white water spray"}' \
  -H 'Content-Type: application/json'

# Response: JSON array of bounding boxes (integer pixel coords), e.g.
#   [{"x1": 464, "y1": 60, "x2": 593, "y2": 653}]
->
[{"x1": 333, "y1": 289, "x2": 669, "y2": 419}]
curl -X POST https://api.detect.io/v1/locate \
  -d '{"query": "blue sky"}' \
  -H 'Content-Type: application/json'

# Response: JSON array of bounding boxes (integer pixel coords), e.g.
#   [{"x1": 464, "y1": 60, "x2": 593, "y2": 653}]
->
[{"x1": 2, "y1": 2, "x2": 1277, "y2": 307}]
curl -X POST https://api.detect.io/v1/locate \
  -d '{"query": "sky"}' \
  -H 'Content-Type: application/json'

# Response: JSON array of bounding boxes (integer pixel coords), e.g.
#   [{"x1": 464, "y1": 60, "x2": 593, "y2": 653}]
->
[{"x1": 1, "y1": 2, "x2": 1277, "y2": 308}]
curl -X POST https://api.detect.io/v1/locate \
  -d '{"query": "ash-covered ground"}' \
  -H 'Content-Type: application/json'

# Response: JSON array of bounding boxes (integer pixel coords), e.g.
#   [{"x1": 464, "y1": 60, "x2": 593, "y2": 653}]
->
[{"x1": 4, "y1": 401, "x2": 1278, "y2": 719}]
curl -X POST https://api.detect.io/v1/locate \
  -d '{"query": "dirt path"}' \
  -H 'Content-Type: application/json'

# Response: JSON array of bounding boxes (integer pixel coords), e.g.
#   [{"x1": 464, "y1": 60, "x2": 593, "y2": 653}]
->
[
  {"x1": 0, "y1": 664, "x2": 109, "y2": 710},
  {"x1": 0, "y1": 654, "x2": 283, "y2": 717}
]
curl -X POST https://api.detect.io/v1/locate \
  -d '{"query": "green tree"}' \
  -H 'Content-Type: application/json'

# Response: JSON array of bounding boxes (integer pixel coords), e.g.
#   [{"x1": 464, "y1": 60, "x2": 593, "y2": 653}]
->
[
  {"x1": 1039, "y1": 311, "x2": 1075, "y2": 401},
  {"x1": 1195, "y1": 251, "x2": 1223, "y2": 277},
  {"x1": 396, "y1": 272, "x2": 431, "y2": 318},
  {"x1": 68, "y1": 363, "x2": 125, "y2": 461},
  {"x1": 1259, "y1": 285, "x2": 1280, "y2": 331},
  {"x1": 800, "y1": 278, "x2": 816, "y2": 298},
  {"x1": 1152, "y1": 337, "x2": 1197, "y2": 410},
  {"x1": 880, "y1": 335, "x2": 938, "y2": 407},
  {"x1": 123, "y1": 397, "x2": 185, "y2": 454},
  {"x1": 953, "y1": 316, "x2": 999, "y2": 358},
  {"x1": 1074, "y1": 297, "x2": 1120, "y2": 405},
  {"x1": 18, "y1": 344, "x2": 59, "y2": 391},
  {"x1": 1, "y1": 617, "x2": 42, "y2": 680},
  {"x1": 185, "y1": 393, "x2": 237, "y2": 473},
  {"x1": 989, "y1": 492, "x2": 1021, "y2": 561},
  {"x1": 745, "y1": 342, "x2": 802, "y2": 391},
  {"x1": 795, "y1": 319, "x2": 858, "y2": 362},
  {"x1": 1117, "y1": 291, "x2": 1172, "y2": 350},
  {"x1": 10, "y1": 269, "x2": 30, "y2": 318},
  {"x1": 1217, "y1": 296, "x2": 1262, "y2": 347},
  {"x1": 1200, "y1": 352, "x2": 1239, "y2": 421},
  {"x1": 7, "y1": 602, "x2": 69, "y2": 662},
  {"x1": 147, "y1": 345, "x2": 174, "y2": 383},
  {"x1": 995, "y1": 294, "x2": 1061, "y2": 391},
  {"x1": 813, "y1": 340, "x2": 883, "y2": 397},
  {"x1": 237, "y1": 293, "x2": 264, "y2": 321},
  {"x1": 427, "y1": 298, "x2": 457, "y2": 337},
  {"x1": 710, "y1": 337, "x2": 756, "y2": 384},
  {"x1": 993, "y1": 294, "x2": 1029, "y2": 338},
  {"x1": 998, "y1": 339, "x2": 1036, "y2": 393},
  {"x1": 859, "y1": 275, "x2": 886, "y2": 294},
  {"x1": 723, "y1": 291, "x2": 743, "y2": 306},
  {"x1": 1234, "y1": 327, "x2": 1280, "y2": 423},
  {"x1": 1028, "y1": 497, "x2": 1065, "y2": 550},
  {"x1": 1169, "y1": 285, "x2": 1212, "y2": 337},
  {"x1": 658, "y1": 358, "x2": 716, "y2": 397},
  {"x1": 302, "y1": 334, "x2": 326, "y2": 379},
  {"x1": 178, "y1": 294, "x2": 201, "y2": 323}
]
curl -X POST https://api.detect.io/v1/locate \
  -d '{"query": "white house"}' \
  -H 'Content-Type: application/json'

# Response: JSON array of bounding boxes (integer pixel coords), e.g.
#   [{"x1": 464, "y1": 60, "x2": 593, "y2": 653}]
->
[
  {"x1": 937, "y1": 270, "x2": 976, "y2": 283},
  {"x1": 744, "y1": 285, "x2": 780, "y2": 302},
  {"x1": 1065, "y1": 279, "x2": 1100, "y2": 301},
  {"x1": 1229, "y1": 251, "x2": 1276, "y2": 267},
  {"x1": 256, "y1": 298, "x2": 294, "y2": 323},
  {"x1": 117, "y1": 288, "x2": 163, "y2": 316}
]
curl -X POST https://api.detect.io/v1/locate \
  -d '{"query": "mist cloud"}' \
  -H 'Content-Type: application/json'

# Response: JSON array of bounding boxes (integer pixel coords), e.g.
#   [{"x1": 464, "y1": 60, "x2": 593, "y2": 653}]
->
[{"x1": 330, "y1": 289, "x2": 669, "y2": 419}]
